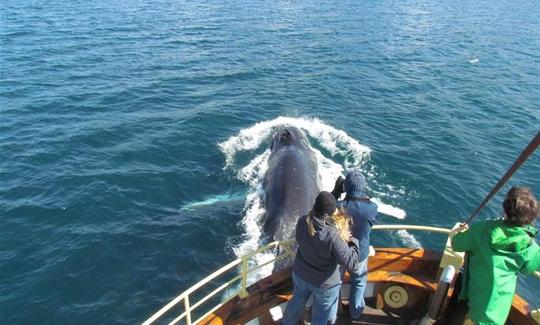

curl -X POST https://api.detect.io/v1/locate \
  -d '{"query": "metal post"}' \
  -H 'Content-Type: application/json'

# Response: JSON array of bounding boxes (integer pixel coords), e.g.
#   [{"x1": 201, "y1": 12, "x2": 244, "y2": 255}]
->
[
  {"x1": 239, "y1": 256, "x2": 249, "y2": 299},
  {"x1": 184, "y1": 296, "x2": 192, "y2": 325}
]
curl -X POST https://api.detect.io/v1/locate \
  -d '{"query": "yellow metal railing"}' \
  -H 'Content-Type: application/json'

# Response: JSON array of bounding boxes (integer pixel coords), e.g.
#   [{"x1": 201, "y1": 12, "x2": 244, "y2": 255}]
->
[{"x1": 142, "y1": 225, "x2": 540, "y2": 325}]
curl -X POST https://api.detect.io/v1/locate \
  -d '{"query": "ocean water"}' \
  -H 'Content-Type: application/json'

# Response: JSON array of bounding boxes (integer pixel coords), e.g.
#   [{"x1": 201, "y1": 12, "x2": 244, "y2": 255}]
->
[{"x1": 1, "y1": 0, "x2": 539, "y2": 323}]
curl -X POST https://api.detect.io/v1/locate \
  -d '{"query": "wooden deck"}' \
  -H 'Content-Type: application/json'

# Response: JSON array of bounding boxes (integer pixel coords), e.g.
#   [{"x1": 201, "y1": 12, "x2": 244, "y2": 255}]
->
[
  {"x1": 198, "y1": 248, "x2": 538, "y2": 325},
  {"x1": 335, "y1": 301, "x2": 420, "y2": 325}
]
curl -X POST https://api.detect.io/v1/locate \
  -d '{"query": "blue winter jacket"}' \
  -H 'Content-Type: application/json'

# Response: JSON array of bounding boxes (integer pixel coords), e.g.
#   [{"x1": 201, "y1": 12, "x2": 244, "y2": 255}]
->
[{"x1": 339, "y1": 191, "x2": 378, "y2": 261}]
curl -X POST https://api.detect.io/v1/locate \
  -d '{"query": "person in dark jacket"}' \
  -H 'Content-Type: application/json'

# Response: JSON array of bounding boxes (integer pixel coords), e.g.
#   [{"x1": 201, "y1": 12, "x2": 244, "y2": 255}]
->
[
  {"x1": 332, "y1": 171, "x2": 378, "y2": 320},
  {"x1": 282, "y1": 191, "x2": 360, "y2": 325}
]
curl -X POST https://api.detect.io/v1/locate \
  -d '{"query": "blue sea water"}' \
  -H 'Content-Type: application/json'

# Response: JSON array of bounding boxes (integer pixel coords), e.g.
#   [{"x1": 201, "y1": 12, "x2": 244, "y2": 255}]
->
[{"x1": 1, "y1": 0, "x2": 539, "y2": 323}]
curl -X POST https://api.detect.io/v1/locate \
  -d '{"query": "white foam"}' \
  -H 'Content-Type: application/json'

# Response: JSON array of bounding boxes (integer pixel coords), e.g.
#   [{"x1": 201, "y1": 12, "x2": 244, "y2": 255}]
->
[
  {"x1": 396, "y1": 230, "x2": 422, "y2": 248},
  {"x1": 218, "y1": 116, "x2": 371, "y2": 169},
  {"x1": 237, "y1": 150, "x2": 270, "y2": 187},
  {"x1": 232, "y1": 151, "x2": 276, "y2": 281},
  {"x1": 181, "y1": 192, "x2": 245, "y2": 211},
  {"x1": 312, "y1": 148, "x2": 344, "y2": 192},
  {"x1": 371, "y1": 198, "x2": 407, "y2": 219},
  {"x1": 218, "y1": 116, "x2": 418, "y2": 279}
]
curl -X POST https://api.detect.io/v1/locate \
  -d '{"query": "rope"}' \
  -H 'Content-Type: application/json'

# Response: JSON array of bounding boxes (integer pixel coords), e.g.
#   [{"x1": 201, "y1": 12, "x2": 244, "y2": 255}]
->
[{"x1": 464, "y1": 131, "x2": 540, "y2": 225}]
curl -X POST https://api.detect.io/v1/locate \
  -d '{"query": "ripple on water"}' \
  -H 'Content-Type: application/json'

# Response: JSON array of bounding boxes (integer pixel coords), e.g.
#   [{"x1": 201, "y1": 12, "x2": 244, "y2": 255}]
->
[{"x1": 1, "y1": 0, "x2": 540, "y2": 323}]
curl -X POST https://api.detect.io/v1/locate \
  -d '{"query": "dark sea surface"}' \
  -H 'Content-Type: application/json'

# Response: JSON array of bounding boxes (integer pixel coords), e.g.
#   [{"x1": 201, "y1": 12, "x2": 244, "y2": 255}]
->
[{"x1": 1, "y1": 0, "x2": 539, "y2": 323}]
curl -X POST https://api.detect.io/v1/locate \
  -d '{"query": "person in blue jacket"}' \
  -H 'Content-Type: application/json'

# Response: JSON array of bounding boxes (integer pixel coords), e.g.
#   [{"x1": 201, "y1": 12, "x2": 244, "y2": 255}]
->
[
  {"x1": 282, "y1": 191, "x2": 360, "y2": 325},
  {"x1": 332, "y1": 171, "x2": 378, "y2": 320}
]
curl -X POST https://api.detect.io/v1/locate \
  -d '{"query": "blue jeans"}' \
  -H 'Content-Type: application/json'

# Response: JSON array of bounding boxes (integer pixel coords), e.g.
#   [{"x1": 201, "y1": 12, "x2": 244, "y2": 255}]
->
[
  {"x1": 349, "y1": 257, "x2": 368, "y2": 319},
  {"x1": 282, "y1": 272, "x2": 340, "y2": 325}
]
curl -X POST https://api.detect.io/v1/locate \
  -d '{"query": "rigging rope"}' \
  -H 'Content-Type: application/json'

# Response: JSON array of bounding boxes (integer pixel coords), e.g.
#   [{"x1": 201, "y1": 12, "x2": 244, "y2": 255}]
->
[{"x1": 463, "y1": 131, "x2": 540, "y2": 225}]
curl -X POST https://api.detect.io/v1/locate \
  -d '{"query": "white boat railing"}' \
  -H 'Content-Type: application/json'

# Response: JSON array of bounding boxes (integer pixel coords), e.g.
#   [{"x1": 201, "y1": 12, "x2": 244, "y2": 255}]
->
[
  {"x1": 141, "y1": 239, "x2": 296, "y2": 325},
  {"x1": 142, "y1": 224, "x2": 540, "y2": 325}
]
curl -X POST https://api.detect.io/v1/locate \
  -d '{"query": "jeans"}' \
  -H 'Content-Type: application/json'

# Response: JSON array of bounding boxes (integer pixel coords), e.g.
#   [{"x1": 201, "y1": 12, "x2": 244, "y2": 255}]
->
[
  {"x1": 282, "y1": 272, "x2": 340, "y2": 325},
  {"x1": 349, "y1": 257, "x2": 368, "y2": 319}
]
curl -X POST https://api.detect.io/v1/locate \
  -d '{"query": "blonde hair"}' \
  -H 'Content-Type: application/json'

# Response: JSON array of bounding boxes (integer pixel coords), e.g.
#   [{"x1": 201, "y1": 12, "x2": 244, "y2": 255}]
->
[
  {"x1": 306, "y1": 208, "x2": 352, "y2": 242},
  {"x1": 306, "y1": 211, "x2": 317, "y2": 237},
  {"x1": 330, "y1": 208, "x2": 352, "y2": 242}
]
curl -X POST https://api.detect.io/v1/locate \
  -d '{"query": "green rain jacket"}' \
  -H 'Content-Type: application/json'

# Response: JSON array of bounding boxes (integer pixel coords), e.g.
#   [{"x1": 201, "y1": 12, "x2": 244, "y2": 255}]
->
[{"x1": 451, "y1": 219, "x2": 540, "y2": 325}]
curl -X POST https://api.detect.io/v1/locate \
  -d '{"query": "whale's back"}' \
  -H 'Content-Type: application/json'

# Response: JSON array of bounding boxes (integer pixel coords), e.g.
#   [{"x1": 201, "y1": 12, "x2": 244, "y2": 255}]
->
[{"x1": 263, "y1": 146, "x2": 320, "y2": 242}]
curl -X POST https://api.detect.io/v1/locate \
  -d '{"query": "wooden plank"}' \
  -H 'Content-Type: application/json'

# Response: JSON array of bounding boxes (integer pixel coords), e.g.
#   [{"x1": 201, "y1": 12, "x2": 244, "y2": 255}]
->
[
  {"x1": 199, "y1": 267, "x2": 293, "y2": 324},
  {"x1": 257, "y1": 310, "x2": 276, "y2": 325},
  {"x1": 227, "y1": 296, "x2": 288, "y2": 324},
  {"x1": 368, "y1": 248, "x2": 441, "y2": 276},
  {"x1": 367, "y1": 271, "x2": 437, "y2": 291},
  {"x1": 341, "y1": 248, "x2": 441, "y2": 283},
  {"x1": 509, "y1": 294, "x2": 536, "y2": 325}
]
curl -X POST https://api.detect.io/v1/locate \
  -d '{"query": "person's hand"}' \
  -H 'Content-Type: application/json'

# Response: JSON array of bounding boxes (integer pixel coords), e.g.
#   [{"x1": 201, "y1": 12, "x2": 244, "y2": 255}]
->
[
  {"x1": 456, "y1": 224, "x2": 468, "y2": 232},
  {"x1": 332, "y1": 176, "x2": 345, "y2": 198},
  {"x1": 450, "y1": 223, "x2": 468, "y2": 236}
]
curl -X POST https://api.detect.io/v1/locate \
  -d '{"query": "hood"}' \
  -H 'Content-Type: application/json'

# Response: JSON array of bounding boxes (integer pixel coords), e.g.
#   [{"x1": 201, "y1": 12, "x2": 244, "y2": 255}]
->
[
  {"x1": 489, "y1": 221, "x2": 537, "y2": 253},
  {"x1": 309, "y1": 212, "x2": 327, "y2": 232},
  {"x1": 344, "y1": 171, "x2": 367, "y2": 194}
]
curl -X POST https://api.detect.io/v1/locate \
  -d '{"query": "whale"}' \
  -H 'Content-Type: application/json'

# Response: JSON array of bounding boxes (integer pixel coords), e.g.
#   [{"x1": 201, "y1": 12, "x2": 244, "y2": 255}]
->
[{"x1": 263, "y1": 127, "x2": 321, "y2": 243}]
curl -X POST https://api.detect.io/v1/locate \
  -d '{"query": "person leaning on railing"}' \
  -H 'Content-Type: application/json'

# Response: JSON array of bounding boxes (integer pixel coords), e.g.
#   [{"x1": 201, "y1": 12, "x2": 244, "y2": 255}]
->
[
  {"x1": 451, "y1": 186, "x2": 540, "y2": 325},
  {"x1": 282, "y1": 191, "x2": 360, "y2": 325}
]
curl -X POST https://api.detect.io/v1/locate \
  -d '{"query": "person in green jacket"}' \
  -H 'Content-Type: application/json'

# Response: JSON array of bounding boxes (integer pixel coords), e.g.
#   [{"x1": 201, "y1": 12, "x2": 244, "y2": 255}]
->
[{"x1": 451, "y1": 186, "x2": 540, "y2": 325}]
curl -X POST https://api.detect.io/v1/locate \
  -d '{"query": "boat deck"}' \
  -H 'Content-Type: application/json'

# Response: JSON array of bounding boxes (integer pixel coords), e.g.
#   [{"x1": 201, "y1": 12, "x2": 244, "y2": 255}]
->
[
  {"x1": 336, "y1": 304, "x2": 414, "y2": 325},
  {"x1": 335, "y1": 299, "x2": 467, "y2": 325},
  {"x1": 294, "y1": 299, "x2": 424, "y2": 325},
  {"x1": 143, "y1": 240, "x2": 540, "y2": 325}
]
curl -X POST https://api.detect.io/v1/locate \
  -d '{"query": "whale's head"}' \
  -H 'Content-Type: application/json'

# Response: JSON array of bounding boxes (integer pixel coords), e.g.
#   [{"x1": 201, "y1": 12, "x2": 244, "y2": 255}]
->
[{"x1": 270, "y1": 127, "x2": 308, "y2": 152}]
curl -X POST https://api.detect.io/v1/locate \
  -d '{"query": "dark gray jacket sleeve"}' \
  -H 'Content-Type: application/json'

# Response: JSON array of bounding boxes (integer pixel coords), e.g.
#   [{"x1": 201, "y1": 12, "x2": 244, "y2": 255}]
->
[{"x1": 330, "y1": 233, "x2": 360, "y2": 274}]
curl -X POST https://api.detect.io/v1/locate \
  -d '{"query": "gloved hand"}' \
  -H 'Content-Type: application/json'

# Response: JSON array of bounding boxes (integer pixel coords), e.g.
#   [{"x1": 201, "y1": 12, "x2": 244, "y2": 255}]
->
[{"x1": 331, "y1": 176, "x2": 345, "y2": 199}]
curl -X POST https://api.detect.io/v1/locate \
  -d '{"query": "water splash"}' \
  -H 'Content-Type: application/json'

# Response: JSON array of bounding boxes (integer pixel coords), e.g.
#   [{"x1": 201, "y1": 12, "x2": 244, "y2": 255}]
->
[
  {"x1": 218, "y1": 116, "x2": 371, "y2": 169},
  {"x1": 371, "y1": 198, "x2": 407, "y2": 219},
  {"x1": 181, "y1": 192, "x2": 246, "y2": 211},
  {"x1": 218, "y1": 117, "x2": 419, "y2": 280},
  {"x1": 232, "y1": 151, "x2": 276, "y2": 279},
  {"x1": 396, "y1": 230, "x2": 422, "y2": 248}
]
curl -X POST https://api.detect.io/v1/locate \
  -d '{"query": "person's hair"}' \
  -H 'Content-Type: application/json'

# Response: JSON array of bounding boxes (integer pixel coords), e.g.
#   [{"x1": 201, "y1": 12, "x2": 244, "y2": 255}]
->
[
  {"x1": 503, "y1": 187, "x2": 539, "y2": 227},
  {"x1": 329, "y1": 208, "x2": 352, "y2": 242},
  {"x1": 306, "y1": 211, "x2": 317, "y2": 237},
  {"x1": 306, "y1": 208, "x2": 351, "y2": 241}
]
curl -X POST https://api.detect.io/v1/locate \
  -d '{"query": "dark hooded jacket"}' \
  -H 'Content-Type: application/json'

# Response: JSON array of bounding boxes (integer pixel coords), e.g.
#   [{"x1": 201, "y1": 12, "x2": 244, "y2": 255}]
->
[
  {"x1": 451, "y1": 219, "x2": 540, "y2": 325},
  {"x1": 339, "y1": 172, "x2": 378, "y2": 261},
  {"x1": 293, "y1": 213, "x2": 360, "y2": 289}
]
